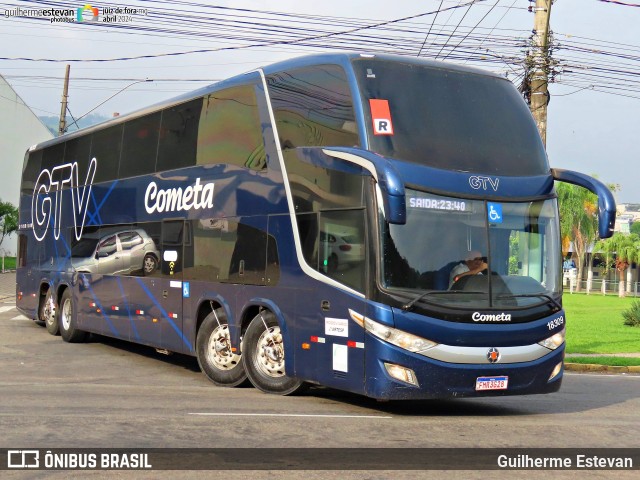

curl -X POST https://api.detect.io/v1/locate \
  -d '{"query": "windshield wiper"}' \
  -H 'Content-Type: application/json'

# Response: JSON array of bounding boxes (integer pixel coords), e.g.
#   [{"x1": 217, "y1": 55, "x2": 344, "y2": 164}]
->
[
  {"x1": 401, "y1": 290, "x2": 486, "y2": 312},
  {"x1": 494, "y1": 293, "x2": 562, "y2": 310}
]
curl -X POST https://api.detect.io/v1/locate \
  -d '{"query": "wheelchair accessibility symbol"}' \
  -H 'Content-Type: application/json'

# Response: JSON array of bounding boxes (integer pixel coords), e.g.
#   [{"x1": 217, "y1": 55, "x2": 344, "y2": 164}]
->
[{"x1": 487, "y1": 203, "x2": 503, "y2": 223}]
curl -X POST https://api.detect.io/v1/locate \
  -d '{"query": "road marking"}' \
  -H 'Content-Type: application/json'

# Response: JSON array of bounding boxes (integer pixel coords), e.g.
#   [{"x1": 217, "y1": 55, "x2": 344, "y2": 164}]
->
[
  {"x1": 11, "y1": 315, "x2": 28, "y2": 321},
  {"x1": 189, "y1": 413, "x2": 392, "y2": 419},
  {"x1": 0, "y1": 306, "x2": 15, "y2": 313}
]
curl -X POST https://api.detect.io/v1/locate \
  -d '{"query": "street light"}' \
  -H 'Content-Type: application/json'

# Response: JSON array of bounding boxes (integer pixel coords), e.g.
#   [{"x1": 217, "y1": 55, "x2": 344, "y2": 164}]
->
[{"x1": 65, "y1": 79, "x2": 153, "y2": 132}]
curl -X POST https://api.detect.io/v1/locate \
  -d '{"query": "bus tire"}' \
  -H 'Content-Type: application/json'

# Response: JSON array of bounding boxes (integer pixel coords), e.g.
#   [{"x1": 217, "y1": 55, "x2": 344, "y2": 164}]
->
[
  {"x1": 242, "y1": 311, "x2": 306, "y2": 395},
  {"x1": 41, "y1": 288, "x2": 59, "y2": 335},
  {"x1": 59, "y1": 289, "x2": 88, "y2": 343},
  {"x1": 196, "y1": 309, "x2": 248, "y2": 387}
]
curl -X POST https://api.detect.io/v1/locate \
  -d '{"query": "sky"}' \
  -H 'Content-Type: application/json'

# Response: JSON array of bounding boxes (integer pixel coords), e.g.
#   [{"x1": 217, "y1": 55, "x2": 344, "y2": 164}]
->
[{"x1": 1, "y1": 0, "x2": 639, "y2": 203}]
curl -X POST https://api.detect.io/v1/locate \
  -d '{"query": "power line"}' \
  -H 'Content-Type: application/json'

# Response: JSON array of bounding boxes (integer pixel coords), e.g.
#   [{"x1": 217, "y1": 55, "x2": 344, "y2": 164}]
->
[
  {"x1": 417, "y1": 0, "x2": 444, "y2": 57},
  {"x1": 0, "y1": 0, "x2": 489, "y2": 62},
  {"x1": 434, "y1": 0, "x2": 477, "y2": 59},
  {"x1": 596, "y1": 0, "x2": 640, "y2": 7},
  {"x1": 441, "y1": 0, "x2": 501, "y2": 60}
]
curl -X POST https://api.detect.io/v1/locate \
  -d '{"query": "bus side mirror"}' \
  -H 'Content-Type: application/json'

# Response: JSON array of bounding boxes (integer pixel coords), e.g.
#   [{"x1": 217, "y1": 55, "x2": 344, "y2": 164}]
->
[{"x1": 552, "y1": 169, "x2": 616, "y2": 239}]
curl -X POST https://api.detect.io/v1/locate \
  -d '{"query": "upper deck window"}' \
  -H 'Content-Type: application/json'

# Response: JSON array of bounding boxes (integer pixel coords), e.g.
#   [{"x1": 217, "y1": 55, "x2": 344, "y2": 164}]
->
[
  {"x1": 197, "y1": 85, "x2": 266, "y2": 170},
  {"x1": 120, "y1": 112, "x2": 162, "y2": 178},
  {"x1": 352, "y1": 59, "x2": 548, "y2": 176},
  {"x1": 267, "y1": 64, "x2": 359, "y2": 150}
]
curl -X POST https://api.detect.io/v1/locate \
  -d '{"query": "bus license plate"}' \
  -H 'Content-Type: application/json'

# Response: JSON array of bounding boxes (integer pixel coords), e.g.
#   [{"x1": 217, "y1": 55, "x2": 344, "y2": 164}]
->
[{"x1": 475, "y1": 376, "x2": 508, "y2": 391}]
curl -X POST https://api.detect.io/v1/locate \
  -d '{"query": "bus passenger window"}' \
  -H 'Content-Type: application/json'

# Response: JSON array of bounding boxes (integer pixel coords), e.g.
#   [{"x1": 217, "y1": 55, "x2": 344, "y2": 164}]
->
[
  {"x1": 228, "y1": 221, "x2": 268, "y2": 285},
  {"x1": 197, "y1": 85, "x2": 266, "y2": 170},
  {"x1": 21, "y1": 149, "x2": 42, "y2": 196},
  {"x1": 157, "y1": 98, "x2": 202, "y2": 172},
  {"x1": 295, "y1": 208, "x2": 366, "y2": 293},
  {"x1": 64, "y1": 136, "x2": 92, "y2": 181},
  {"x1": 18, "y1": 234, "x2": 27, "y2": 268},
  {"x1": 120, "y1": 112, "x2": 161, "y2": 178},
  {"x1": 41, "y1": 143, "x2": 66, "y2": 174},
  {"x1": 91, "y1": 125, "x2": 122, "y2": 183},
  {"x1": 319, "y1": 209, "x2": 366, "y2": 293},
  {"x1": 267, "y1": 65, "x2": 359, "y2": 150}
]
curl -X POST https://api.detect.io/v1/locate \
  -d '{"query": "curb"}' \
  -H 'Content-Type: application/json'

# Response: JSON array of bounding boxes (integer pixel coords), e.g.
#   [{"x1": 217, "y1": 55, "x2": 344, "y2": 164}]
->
[{"x1": 565, "y1": 362, "x2": 640, "y2": 374}]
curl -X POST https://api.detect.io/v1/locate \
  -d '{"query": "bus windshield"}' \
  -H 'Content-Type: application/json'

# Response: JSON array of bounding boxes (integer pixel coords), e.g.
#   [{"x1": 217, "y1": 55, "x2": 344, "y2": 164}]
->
[
  {"x1": 381, "y1": 190, "x2": 561, "y2": 311},
  {"x1": 352, "y1": 58, "x2": 548, "y2": 176}
]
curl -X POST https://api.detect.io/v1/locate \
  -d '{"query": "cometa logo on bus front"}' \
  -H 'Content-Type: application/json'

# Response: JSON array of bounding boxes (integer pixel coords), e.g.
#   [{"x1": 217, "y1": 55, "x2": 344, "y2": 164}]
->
[
  {"x1": 472, "y1": 312, "x2": 512, "y2": 322},
  {"x1": 144, "y1": 178, "x2": 214, "y2": 214}
]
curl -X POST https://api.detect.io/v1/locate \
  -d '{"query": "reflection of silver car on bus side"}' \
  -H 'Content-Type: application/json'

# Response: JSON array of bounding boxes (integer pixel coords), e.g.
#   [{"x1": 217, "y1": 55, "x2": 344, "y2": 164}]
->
[
  {"x1": 71, "y1": 229, "x2": 160, "y2": 276},
  {"x1": 320, "y1": 231, "x2": 365, "y2": 272}
]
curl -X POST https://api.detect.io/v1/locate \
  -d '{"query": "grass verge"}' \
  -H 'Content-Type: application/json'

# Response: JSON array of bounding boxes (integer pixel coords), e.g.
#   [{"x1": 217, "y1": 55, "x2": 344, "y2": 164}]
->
[
  {"x1": 563, "y1": 293, "x2": 640, "y2": 355},
  {"x1": 565, "y1": 356, "x2": 640, "y2": 367},
  {"x1": 1, "y1": 256, "x2": 16, "y2": 271}
]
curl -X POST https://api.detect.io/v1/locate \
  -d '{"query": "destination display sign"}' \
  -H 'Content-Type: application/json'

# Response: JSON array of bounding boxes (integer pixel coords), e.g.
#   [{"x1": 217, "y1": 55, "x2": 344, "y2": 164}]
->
[{"x1": 408, "y1": 196, "x2": 472, "y2": 212}]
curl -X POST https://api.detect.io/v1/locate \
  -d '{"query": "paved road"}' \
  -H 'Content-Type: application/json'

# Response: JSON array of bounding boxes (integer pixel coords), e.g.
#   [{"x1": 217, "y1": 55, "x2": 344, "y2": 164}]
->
[{"x1": 1, "y1": 289, "x2": 639, "y2": 479}]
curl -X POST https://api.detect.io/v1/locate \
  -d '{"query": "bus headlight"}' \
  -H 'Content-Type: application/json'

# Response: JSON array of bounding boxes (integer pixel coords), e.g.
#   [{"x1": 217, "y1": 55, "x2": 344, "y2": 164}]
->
[
  {"x1": 538, "y1": 328, "x2": 565, "y2": 350},
  {"x1": 548, "y1": 361, "x2": 563, "y2": 381},
  {"x1": 384, "y1": 362, "x2": 419, "y2": 387},
  {"x1": 349, "y1": 309, "x2": 438, "y2": 354}
]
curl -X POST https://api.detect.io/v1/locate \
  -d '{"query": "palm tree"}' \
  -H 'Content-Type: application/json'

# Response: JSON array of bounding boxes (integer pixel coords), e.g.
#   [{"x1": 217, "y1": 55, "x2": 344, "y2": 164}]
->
[
  {"x1": 556, "y1": 183, "x2": 599, "y2": 291},
  {"x1": 597, "y1": 233, "x2": 640, "y2": 297}
]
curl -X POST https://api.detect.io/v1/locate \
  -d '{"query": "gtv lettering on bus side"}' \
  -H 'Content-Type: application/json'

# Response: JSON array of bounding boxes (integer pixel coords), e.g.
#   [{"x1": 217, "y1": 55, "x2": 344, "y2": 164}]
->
[{"x1": 31, "y1": 157, "x2": 97, "y2": 242}]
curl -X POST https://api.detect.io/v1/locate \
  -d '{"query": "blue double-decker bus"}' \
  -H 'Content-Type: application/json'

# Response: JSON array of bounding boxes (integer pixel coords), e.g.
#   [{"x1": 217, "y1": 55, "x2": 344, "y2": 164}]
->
[{"x1": 16, "y1": 53, "x2": 615, "y2": 399}]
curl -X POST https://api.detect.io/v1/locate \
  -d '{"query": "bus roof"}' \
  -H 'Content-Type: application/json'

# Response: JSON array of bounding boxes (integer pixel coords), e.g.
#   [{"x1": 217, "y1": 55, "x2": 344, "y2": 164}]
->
[{"x1": 28, "y1": 52, "x2": 503, "y2": 153}]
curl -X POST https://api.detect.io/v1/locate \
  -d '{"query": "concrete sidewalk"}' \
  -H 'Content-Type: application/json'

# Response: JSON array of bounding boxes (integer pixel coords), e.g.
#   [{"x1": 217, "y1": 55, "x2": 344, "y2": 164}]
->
[{"x1": 0, "y1": 271, "x2": 15, "y2": 302}]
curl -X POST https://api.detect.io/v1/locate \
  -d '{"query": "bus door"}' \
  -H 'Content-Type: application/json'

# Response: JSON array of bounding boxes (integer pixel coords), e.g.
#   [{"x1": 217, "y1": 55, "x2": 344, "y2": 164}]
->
[
  {"x1": 292, "y1": 210, "x2": 368, "y2": 392},
  {"x1": 153, "y1": 220, "x2": 188, "y2": 353},
  {"x1": 297, "y1": 286, "x2": 367, "y2": 393}
]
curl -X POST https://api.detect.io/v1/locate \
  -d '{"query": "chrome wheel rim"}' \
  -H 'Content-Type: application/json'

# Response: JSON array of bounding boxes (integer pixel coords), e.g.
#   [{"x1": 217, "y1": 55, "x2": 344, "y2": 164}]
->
[
  {"x1": 42, "y1": 293, "x2": 56, "y2": 326},
  {"x1": 206, "y1": 324, "x2": 241, "y2": 370},
  {"x1": 255, "y1": 326, "x2": 285, "y2": 378},
  {"x1": 61, "y1": 298, "x2": 72, "y2": 331}
]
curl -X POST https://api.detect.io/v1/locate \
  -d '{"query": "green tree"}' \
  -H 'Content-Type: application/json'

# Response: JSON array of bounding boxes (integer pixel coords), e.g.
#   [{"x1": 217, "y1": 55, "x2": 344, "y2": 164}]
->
[
  {"x1": 556, "y1": 183, "x2": 599, "y2": 291},
  {"x1": 0, "y1": 201, "x2": 18, "y2": 245},
  {"x1": 596, "y1": 233, "x2": 640, "y2": 297},
  {"x1": 631, "y1": 222, "x2": 640, "y2": 236}
]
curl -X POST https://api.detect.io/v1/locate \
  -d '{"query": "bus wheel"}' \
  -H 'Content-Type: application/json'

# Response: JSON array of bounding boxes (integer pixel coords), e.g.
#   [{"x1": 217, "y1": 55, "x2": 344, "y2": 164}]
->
[
  {"x1": 196, "y1": 309, "x2": 248, "y2": 387},
  {"x1": 243, "y1": 311, "x2": 306, "y2": 395},
  {"x1": 41, "y1": 289, "x2": 59, "y2": 335},
  {"x1": 59, "y1": 289, "x2": 88, "y2": 343}
]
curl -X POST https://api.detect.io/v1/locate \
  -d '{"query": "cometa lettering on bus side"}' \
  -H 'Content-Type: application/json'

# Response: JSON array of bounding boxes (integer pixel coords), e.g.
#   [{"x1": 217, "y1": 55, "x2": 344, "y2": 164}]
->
[{"x1": 144, "y1": 178, "x2": 214, "y2": 214}]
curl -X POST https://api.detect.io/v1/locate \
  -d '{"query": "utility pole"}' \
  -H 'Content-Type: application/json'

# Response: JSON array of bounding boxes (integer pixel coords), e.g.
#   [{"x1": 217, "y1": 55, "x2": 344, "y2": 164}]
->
[
  {"x1": 528, "y1": 0, "x2": 553, "y2": 147},
  {"x1": 58, "y1": 64, "x2": 70, "y2": 136}
]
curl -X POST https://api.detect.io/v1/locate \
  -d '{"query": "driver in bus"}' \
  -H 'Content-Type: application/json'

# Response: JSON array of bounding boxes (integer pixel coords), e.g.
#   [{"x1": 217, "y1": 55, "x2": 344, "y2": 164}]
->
[{"x1": 449, "y1": 250, "x2": 488, "y2": 288}]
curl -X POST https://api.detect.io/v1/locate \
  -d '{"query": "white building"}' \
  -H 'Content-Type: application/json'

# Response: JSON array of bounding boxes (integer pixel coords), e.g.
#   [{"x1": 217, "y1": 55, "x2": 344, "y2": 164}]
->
[
  {"x1": 616, "y1": 204, "x2": 640, "y2": 234},
  {"x1": 0, "y1": 74, "x2": 53, "y2": 255}
]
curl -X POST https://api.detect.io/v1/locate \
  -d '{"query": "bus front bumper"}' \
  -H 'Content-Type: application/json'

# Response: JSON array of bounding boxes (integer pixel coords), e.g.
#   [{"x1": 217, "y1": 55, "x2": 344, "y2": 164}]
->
[{"x1": 364, "y1": 336, "x2": 564, "y2": 400}]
